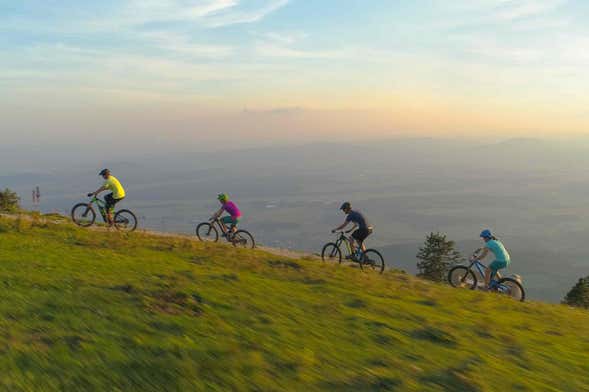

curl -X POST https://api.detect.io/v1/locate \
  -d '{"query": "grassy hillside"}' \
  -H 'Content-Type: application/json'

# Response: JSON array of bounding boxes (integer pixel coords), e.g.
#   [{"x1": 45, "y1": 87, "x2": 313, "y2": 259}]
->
[{"x1": 0, "y1": 215, "x2": 588, "y2": 391}]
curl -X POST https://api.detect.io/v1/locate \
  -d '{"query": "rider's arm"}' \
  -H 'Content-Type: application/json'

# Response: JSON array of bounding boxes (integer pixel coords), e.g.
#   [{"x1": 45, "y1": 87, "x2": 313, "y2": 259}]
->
[
  {"x1": 211, "y1": 206, "x2": 224, "y2": 220},
  {"x1": 332, "y1": 220, "x2": 350, "y2": 233},
  {"x1": 478, "y1": 247, "x2": 489, "y2": 260},
  {"x1": 91, "y1": 185, "x2": 107, "y2": 196}
]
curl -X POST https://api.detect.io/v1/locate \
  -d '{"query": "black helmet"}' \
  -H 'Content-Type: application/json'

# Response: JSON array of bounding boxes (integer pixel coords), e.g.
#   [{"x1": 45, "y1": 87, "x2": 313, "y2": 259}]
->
[
  {"x1": 99, "y1": 168, "x2": 110, "y2": 176},
  {"x1": 340, "y1": 202, "x2": 351, "y2": 211}
]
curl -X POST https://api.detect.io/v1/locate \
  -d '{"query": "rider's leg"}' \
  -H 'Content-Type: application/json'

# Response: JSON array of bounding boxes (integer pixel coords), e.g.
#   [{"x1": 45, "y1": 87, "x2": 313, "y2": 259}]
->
[
  {"x1": 487, "y1": 260, "x2": 507, "y2": 288},
  {"x1": 359, "y1": 234, "x2": 368, "y2": 252},
  {"x1": 229, "y1": 216, "x2": 239, "y2": 235},
  {"x1": 349, "y1": 236, "x2": 357, "y2": 253},
  {"x1": 221, "y1": 216, "x2": 239, "y2": 236},
  {"x1": 220, "y1": 216, "x2": 231, "y2": 235},
  {"x1": 230, "y1": 217, "x2": 239, "y2": 234},
  {"x1": 105, "y1": 193, "x2": 115, "y2": 226},
  {"x1": 484, "y1": 267, "x2": 492, "y2": 287},
  {"x1": 354, "y1": 228, "x2": 369, "y2": 252}
]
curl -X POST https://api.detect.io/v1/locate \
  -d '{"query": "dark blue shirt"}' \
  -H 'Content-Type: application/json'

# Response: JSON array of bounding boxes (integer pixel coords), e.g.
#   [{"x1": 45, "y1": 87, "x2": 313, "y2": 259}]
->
[{"x1": 345, "y1": 210, "x2": 369, "y2": 230}]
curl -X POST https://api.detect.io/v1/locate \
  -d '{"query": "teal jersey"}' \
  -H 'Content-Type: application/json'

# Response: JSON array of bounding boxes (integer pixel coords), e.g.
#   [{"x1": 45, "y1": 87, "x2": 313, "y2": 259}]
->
[{"x1": 486, "y1": 239, "x2": 511, "y2": 263}]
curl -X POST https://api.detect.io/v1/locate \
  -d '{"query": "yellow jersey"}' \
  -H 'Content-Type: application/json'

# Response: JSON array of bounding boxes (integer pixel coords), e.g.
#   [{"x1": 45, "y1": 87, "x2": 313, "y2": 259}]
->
[{"x1": 103, "y1": 175, "x2": 126, "y2": 199}]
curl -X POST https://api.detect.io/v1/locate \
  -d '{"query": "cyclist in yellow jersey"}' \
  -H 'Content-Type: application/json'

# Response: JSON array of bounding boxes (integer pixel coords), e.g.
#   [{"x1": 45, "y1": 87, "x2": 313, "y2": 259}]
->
[{"x1": 88, "y1": 169, "x2": 126, "y2": 226}]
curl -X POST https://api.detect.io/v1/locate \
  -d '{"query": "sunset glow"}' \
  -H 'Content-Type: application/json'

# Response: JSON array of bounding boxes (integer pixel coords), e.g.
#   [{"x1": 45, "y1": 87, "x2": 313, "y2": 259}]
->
[{"x1": 2, "y1": 0, "x2": 589, "y2": 143}]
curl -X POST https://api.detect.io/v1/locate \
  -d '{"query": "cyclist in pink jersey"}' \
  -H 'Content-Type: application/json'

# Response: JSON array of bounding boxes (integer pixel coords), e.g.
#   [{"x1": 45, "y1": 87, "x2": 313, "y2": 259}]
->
[{"x1": 211, "y1": 193, "x2": 242, "y2": 236}]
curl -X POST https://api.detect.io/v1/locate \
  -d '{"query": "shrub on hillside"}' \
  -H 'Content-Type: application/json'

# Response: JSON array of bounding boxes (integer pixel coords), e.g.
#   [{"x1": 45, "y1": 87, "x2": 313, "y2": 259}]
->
[
  {"x1": 0, "y1": 188, "x2": 20, "y2": 212},
  {"x1": 417, "y1": 232, "x2": 463, "y2": 282},
  {"x1": 563, "y1": 276, "x2": 589, "y2": 309}
]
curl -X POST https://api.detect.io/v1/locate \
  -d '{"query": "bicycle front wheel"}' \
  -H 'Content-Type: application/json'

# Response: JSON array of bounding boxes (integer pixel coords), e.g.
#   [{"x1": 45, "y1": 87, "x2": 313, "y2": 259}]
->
[
  {"x1": 71, "y1": 203, "x2": 96, "y2": 227},
  {"x1": 114, "y1": 209, "x2": 137, "y2": 232},
  {"x1": 362, "y1": 249, "x2": 385, "y2": 274},
  {"x1": 232, "y1": 230, "x2": 255, "y2": 249},
  {"x1": 196, "y1": 222, "x2": 219, "y2": 242},
  {"x1": 448, "y1": 266, "x2": 477, "y2": 289},
  {"x1": 321, "y1": 243, "x2": 342, "y2": 263},
  {"x1": 497, "y1": 277, "x2": 525, "y2": 302}
]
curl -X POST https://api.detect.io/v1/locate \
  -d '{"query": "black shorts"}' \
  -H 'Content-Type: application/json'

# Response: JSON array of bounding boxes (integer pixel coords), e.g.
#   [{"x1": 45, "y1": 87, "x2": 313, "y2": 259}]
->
[
  {"x1": 352, "y1": 227, "x2": 372, "y2": 243},
  {"x1": 105, "y1": 193, "x2": 124, "y2": 210}
]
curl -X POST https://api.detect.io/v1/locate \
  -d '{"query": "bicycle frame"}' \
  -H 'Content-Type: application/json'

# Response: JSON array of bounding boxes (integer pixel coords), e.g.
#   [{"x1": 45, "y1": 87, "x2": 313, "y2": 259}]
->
[
  {"x1": 87, "y1": 196, "x2": 116, "y2": 223},
  {"x1": 211, "y1": 218, "x2": 231, "y2": 234},
  {"x1": 465, "y1": 259, "x2": 512, "y2": 292},
  {"x1": 469, "y1": 259, "x2": 502, "y2": 281},
  {"x1": 333, "y1": 231, "x2": 367, "y2": 261},
  {"x1": 334, "y1": 232, "x2": 353, "y2": 255}
]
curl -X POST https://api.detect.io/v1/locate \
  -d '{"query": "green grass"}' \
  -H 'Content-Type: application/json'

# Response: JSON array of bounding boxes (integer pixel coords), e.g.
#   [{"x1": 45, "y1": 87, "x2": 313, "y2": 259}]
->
[{"x1": 0, "y1": 215, "x2": 588, "y2": 391}]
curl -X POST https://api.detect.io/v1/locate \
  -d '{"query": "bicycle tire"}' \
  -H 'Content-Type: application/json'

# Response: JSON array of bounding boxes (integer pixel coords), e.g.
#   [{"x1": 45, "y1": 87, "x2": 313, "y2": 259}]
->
[
  {"x1": 232, "y1": 230, "x2": 255, "y2": 249},
  {"x1": 71, "y1": 203, "x2": 96, "y2": 227},
  {"x1": 114, "y1": 209, "x2": 138, "y2": 232},
  {"x1": 497, "y1": 277, "x2": 525, "y2": 302},
  {"x1": 362, "y1": 249, "x2": 385, "y2": 274},
  {"x1": 321, "y1": 243, "x2": 342, "y2": 263},
  {"x1": 448, "y1": 266, "x2": 477, "y2": 289},
  {"x1": 196, "y1": 222, "x2": 219, "y2": 242}
]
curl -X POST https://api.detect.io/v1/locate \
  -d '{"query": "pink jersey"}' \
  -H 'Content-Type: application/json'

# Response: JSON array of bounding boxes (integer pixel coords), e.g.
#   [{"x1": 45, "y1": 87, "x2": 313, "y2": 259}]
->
[{"x1": 222, "y1": 200, "x2": 242, "y2": 218}]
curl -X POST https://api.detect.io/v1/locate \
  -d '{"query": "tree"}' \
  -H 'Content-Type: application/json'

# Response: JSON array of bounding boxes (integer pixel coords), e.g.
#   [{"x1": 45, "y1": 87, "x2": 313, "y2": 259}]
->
[
  {"x1": 563, "y1": 276, "x2": 589, "y2": 309},
  {"x1": 416, "y1": 232, "x2": 463, "y2": 282},
  {"x1": 0, "y1": 188, "x2": 20, "y2": 212}
]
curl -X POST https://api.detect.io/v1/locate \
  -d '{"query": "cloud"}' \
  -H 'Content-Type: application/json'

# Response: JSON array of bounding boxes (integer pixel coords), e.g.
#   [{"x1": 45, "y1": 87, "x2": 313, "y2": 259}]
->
[
  {"x1": 493, "y1": 0, "x2": 566, "y2": 21},
  {"x1": 254, "y1": 42, "x2": 346, "y2": 59},
  {"x1": 102, "y1": 0, "x2": 239, "y2": 28},
  {"x1": 202, "y1": 0, "x2": 289, "y2": 27},
  {"x1": 242, "y1": 106, "x2": 304, "y2": 115},
  {"x1": 110, "y1": 0, "x2": 289, "y2": 29},
  {"x1": 1, "y1": 1, "x2": 289, "y2": 34},
  {"x1": 253, "y1": 29, "x2": 350, "y2": 59},
  {"x1": 0, "y1": 42, "x2": 305, "y2": 103},
  {"x1": 141, "y1": 31, "x2": 234, "y2": 58},
  {"x1": 255, "y1": 31, "x2": 308, "y2": 45}
]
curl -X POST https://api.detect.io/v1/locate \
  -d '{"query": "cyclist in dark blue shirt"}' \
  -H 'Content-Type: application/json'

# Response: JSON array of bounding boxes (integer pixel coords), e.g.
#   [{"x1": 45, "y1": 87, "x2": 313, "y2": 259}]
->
[{"x1": 332, "y1": 202, "x2": 373, "y2": 255}]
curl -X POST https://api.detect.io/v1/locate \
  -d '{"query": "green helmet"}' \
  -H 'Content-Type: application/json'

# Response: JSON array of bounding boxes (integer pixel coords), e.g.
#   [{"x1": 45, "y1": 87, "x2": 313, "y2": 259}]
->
[{"x1": 217, "y1": 193, "x2": 229, "y2": 202}]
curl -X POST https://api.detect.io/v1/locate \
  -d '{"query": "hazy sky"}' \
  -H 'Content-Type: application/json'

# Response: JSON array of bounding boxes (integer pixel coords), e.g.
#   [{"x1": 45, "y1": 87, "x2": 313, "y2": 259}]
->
[{"x1": 2, "y1": 0, "x2": 589, "y2": 146}]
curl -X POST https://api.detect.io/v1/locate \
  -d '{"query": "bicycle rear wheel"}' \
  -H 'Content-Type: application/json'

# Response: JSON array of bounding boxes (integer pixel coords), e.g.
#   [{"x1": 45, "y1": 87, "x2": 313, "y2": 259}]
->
[
  {"x1": 196, "y1": 222, "x2": 219, "y2": 242},
  {"x1": 321, "y1": 243, "x2": 342, "y2": 263},
  {"x1": 114, "y1": 209, "x2": 137, "y2": 232},
  {"x1": 71, "y1": 203, "x2": 96, "y2": 227},
  {"x1": 232, "y1": 230, "x2": 255, "y2": 249},
  {"x1": 497, "y1": 277, "x2": 525, "y2": 302},
  {"x1": 362, "y1": 249, "x2": 385, "y2": 274},
  {"x1": 448, "y1": 266, "x2": 477, "y2": 289}
]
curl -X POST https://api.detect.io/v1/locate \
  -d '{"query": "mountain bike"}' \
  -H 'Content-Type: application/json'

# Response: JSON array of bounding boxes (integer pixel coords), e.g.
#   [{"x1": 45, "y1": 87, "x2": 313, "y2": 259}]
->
[
  {"x1": 195, "y1": 217, "x2": 255, "y2": 249},
  {"x1": 71, "y1": 195, "x2": 137, "y2": 232},
  {"x1": 321, "y1": 230, "x2": 385, "y2": 273},
  {"x1": 448, "y1": 249, "x2": 525, "y2": 302}
]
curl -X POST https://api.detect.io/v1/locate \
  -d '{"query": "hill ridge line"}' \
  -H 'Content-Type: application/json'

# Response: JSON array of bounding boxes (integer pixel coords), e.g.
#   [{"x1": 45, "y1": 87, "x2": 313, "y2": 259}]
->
[{"x1": 0, "y1": 211, "x2": 318, "y2": 261}]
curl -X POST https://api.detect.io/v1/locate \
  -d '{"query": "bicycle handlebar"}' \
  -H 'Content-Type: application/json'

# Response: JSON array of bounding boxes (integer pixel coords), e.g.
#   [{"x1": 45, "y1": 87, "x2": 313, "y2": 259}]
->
[
  {"x1": 332, "y1": 229, "x2": 354, "y2": 235},
  {"x1": 469, "y1": 248, "x2": 485, "y2": 261}
]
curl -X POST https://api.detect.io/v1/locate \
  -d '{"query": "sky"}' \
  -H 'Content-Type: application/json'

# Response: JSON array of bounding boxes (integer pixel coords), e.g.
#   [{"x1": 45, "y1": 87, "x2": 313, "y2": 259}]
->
[{"x1": 2, "y1": 0, "x2": 589, "y2": 148}]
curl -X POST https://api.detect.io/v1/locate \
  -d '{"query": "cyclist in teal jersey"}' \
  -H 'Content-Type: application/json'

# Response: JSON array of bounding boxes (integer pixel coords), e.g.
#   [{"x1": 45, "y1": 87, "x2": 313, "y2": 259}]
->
[{"x1": 477, "y1": 229, "x2": 511, "y2": 288}]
